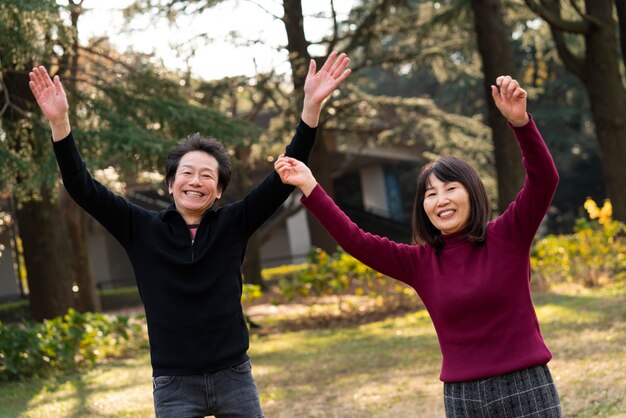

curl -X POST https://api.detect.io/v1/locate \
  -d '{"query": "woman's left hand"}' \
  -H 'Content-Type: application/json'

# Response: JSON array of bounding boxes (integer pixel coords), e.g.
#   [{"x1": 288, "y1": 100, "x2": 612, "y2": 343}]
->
[{"x1": 491, "y1": 75, "x2": 529, "y2": 127}]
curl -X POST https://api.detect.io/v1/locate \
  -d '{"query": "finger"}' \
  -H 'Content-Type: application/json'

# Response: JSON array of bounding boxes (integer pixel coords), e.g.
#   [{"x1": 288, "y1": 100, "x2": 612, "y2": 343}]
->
[
  {"x1": 319, "y1": 51, "x2": 338, "y2": 73},
  {"x1": 328, "y1": 53, "x2": 347, "y2": 75},
  {"x1": 331, "y1": 56, "x2": 350, "y2": 78},
  {"x1": 29, "y1": 70, "x2": 41, "y2": 95},
  {"x1": 498, "y1": 76, "x2": 511, "y2": 96},
  {"x1": 53, "y1": 75, "x2": 65, "y2": 96},
  {"x1": 30, "y1": 68, "x2": 45, "y2": 92},
  {"x1": 490, "y1": 85, "x2": 501, "y2": 104},
  {"x1": 28, "y1": 80, "x2": 38, "y2": 96},
  {"x1": 506, "y1": 79, "x2": 519, "y2": 97},
  {"x1": 332, "y1": 68, "x2": 351, "y2": 87},
  {"x1": 307, "y1": 59, "x2": 316, "y2": 78},
  {"x1": 38, "y1": 66, "x2": 54, "y2": 88},
  {"x1": 512, "y1": 87, "x2": 527, "y2": 100}
]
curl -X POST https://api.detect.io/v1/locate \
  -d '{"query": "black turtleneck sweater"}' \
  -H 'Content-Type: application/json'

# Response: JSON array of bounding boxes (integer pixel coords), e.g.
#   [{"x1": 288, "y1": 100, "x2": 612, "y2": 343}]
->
[{"x1": 53, "y1": 121, "x2": 317, "y2": 376}]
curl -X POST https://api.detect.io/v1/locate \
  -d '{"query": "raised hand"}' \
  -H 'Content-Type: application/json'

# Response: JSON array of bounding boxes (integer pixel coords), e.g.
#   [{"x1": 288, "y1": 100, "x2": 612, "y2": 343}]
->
[
  {"x1": 274, "y1": 155, "x2": 318, "y2": 197},
  {"x1": 491, "y1": 75, "x2": 529, "y2": 127},
  {"x1": 301, "y1": 51, "x2": 351, "y2": 127},
  {"x1": 29, "y1": 66, "x2": 71, "y2": 140},
  {"x1": 304, "y1": 51, "x2": 351, "y2": 104}
]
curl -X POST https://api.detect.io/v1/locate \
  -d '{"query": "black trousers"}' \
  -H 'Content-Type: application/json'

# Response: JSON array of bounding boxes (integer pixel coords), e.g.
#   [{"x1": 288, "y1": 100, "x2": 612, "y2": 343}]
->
[{"x1": 443, "y1": 365, "x2": 562, "y2": 417}]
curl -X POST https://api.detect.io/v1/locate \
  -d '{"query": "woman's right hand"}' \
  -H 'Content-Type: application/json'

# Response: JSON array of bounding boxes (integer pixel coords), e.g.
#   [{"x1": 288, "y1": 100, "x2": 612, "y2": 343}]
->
[{"x1": 274, "y1": 155, "x2": 318, "y2": 197}]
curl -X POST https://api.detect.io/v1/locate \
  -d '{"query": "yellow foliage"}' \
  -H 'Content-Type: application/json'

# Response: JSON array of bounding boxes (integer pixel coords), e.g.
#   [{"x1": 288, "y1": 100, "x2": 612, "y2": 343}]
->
[
  {"x1": 584, "y1": 197, "x2": 613, "y2": 225},
  {"x1": 532, "y1": 198, "x2": 626, "y2": 288},
  {"x1": 261, "y1": 263, "x2": 308, "y2": 280}
]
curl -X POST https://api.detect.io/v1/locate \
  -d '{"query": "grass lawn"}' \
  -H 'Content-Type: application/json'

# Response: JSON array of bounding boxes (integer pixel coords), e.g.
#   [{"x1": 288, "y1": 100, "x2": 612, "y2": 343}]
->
[{"x1": 0, "y1": 284, "x2": 624, "y2": 417}]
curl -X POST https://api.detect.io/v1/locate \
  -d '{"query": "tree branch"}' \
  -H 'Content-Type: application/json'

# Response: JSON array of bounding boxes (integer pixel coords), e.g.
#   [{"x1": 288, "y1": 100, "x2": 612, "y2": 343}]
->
[
  {"x1": 566, "y1": 0, "x2": 602, "y2": 26},
  {"x1": 523, "y1": 0, "x2": 591, "y2": 33},
  {"x1": 244, "y1": 0, "x2": 282, "y2": 20},
  {"x1": 79, "y1": 45, "x2": 137, "y2": 72},
  {"x1": 550, "y1": 24, "x2": 586, "y2": 80},
  {"x1": 343, "y1": 0, "x2": 395, "y2": 55},
  {"x1": 532, "y1": 0, "x2": 586, "y2": 80},
  {"x1": 327, "y1": 0, "x2": 339, "y2": 53}
]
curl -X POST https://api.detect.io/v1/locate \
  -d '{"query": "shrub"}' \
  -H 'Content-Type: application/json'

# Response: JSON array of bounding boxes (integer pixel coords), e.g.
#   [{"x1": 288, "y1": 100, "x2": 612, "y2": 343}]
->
[
  {"x1": 261, "y1": 263, "x2": 307, "y2": 282},
  {"x1": 0, "y1": 309, "x2": 147, "y2": 381},
  {"x1": 278, "y1": 248, "x2": 388, "y2": 302},
  {"x1": 531, "y1": 199, "x2": 626, "y2": 288},
  {"x1": 0, "y1": 300, "x2": 30, "y2": 323},
  {"x1": 242, "y1": 284, "x2": 263, "y2": 304}
]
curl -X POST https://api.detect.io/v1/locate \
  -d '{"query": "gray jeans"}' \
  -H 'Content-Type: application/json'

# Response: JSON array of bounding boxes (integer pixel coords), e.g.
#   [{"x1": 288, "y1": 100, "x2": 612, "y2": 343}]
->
[{"x1": 153, "y1": 360, "x2": 264, "y2": 418}]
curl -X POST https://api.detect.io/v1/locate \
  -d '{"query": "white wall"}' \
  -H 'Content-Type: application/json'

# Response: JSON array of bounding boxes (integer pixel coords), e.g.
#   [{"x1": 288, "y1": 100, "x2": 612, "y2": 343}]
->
[{"x1": 359, "y1": 166, "x2": 389, "y2": 217}]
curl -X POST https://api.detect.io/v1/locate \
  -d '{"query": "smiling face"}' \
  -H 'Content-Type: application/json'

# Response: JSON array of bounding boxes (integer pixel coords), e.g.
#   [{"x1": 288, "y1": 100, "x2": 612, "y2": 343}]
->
[
  {"x1": 422, "y1": 174, "x2": 471, "y2": 235},
  {"x1": 168, "y1": 150, "x2": 222, "y2": 224}
]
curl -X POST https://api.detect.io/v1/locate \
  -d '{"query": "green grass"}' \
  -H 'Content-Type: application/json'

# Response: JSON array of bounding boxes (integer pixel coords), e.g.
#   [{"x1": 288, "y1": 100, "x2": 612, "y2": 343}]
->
[{"x1": 0, "y1": 285, "x2": 624, "y2": 417}]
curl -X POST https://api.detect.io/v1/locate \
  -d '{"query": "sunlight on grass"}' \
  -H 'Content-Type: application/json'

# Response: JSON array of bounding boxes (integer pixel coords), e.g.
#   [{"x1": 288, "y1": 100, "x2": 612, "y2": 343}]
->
[
  {"x1": 1, "y1": 354, "x2": 154, "y2": 418},
  {"x1": 1, "y1": 286, "x2": 624, "y2": 417}
]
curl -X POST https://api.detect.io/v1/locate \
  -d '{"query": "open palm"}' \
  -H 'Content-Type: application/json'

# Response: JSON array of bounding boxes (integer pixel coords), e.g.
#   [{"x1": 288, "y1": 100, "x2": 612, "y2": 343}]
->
[
  {"x1": 303, "y1": 51, "x2": 351, "y2": 104},
  {"x1": 29, "y1": 66, "x2": 68, "y2": 123}
]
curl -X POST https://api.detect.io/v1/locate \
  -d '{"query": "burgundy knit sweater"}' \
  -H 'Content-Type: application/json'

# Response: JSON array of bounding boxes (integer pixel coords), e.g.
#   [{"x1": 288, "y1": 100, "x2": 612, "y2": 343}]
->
[{"x1": 302, "y1": 116, "x2": 558, "y2": 382}]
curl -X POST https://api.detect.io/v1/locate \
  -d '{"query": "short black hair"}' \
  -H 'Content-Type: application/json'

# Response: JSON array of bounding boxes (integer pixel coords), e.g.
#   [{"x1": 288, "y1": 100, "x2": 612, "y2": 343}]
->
[
  {"x1": 165, "y1": 133, "x2": 231, "y2": 193},
  {"x1": 412, "y1": 156, "x2": 491, "y2": 248}
]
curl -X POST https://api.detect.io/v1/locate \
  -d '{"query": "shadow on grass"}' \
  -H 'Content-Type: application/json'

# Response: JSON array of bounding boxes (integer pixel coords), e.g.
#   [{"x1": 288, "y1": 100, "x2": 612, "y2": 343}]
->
[{"x1": 0, "y1": 351, "x2": 150, "y2": 417}]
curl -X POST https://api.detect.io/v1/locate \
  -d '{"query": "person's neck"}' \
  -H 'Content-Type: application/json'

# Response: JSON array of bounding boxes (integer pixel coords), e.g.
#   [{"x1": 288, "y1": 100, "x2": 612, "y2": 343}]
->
[{"x1": 179, "y1": 211, "x2": 204, "y2": 226}]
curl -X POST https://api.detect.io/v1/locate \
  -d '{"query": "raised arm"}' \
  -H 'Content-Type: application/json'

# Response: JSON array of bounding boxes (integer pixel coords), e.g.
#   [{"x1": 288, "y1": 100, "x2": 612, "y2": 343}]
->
[
  {"x1": 28, "y1": 66, "x2": 136, "y2": 247},
  {"x1": 29, "y1": 66, "x2": 71, "y2": 140},
  {"x1": 275, "y1": 156, "x2": 418, "y2": 284},
  {"x1": 490, "y1": 76, "x2": 558, "y2": 244},
  {"x1": 237, "y1": 52, "x2": 351, "y2": 234}
]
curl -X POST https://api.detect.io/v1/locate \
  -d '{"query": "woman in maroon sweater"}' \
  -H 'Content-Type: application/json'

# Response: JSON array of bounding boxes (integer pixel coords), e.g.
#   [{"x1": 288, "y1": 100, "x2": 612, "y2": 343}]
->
[{"x1": 275, "y1": 76, "x2": 562, "y2": 417}]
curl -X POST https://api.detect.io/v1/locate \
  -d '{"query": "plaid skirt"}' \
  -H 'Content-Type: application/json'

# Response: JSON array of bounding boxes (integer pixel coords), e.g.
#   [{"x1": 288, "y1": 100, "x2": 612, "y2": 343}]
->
[{"x1": 443, "y1": 365, "x2": 562, "y2": 417}]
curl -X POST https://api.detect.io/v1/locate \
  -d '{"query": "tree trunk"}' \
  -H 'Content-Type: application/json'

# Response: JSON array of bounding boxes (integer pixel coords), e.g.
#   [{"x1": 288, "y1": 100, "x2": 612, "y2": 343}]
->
[
  {"x1": 282, "y1": 0, "x2": 339, "y2": 252},
  {"x1": 242, "y1": 233, "x2": 265, "y2": 288},
  {"x1": 615, "y1": 0, "x2": 626, "y2": 67},
  {"x1": 16, "y1": 188, "x2": 76, "y2": 321},
  {"x1": 58, "y1": 0, "x2": 101, "y2": 313},
  {"x1": 470, "y1": 0, "x2": 525, "y2": 212},
  {"x1": 307, "y1": 127, "x2": 340, "y2": 252},
  {"x1": 583, "y1": 0, "x2": 626, "y2": 221},
  {"x1": 62, "y1": 190, "x2": 101, "y2": 312}
]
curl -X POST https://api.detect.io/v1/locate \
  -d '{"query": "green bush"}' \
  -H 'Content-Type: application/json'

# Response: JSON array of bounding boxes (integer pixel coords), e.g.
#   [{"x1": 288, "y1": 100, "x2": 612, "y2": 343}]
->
[
  {"x1": 532, "y1": 213, "x2": 626, "y2": 288},
  {"x1": 242, "y1": 284, "x2": 263, "y2": 304},
  {"x1": 0, "y1": 300, "x2": 30, "y2": 323},
  {"x1": 278, "y1": 248, "x2": 388, "y2": 301},
  {"x1": 0, "y1": 308, "x2": 147, "y2": 381}
]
